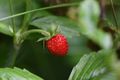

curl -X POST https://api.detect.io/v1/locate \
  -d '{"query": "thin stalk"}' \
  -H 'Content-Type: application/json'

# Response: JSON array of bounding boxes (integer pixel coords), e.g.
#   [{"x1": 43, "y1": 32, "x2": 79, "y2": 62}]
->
[
  {"x1": 0, "y1": 2, "x2": 78, "y2": 21},
  {"x1": 9, "y1": 0, "x2": 16, "y2": 33},
  {"x1": 110, "y1": 0, "x2": 120, "y2": 49},
  {"x1": 22, "y1": 29, "x2": 50, "y2": 37},
  {"x1": 110, "y1": 0, "x2": 119, "y2": 30}
]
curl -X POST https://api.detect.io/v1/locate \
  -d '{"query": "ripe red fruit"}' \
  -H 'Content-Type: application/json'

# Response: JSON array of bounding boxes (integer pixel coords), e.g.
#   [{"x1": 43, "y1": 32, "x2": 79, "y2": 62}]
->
[{"x1": 46, "y1": 34, "x2": 68, "y2": 56}]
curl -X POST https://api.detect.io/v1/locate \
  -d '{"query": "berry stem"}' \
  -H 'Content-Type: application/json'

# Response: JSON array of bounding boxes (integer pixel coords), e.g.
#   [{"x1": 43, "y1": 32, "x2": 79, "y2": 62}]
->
[{"x1": 21, "y1": 29, "x2": 50, "y2": 39}]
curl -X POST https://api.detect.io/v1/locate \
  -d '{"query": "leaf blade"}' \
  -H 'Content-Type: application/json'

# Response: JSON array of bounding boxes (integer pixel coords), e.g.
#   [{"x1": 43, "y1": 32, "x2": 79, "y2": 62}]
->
[
  {"x1": 0, "y1": 67, "x2": 43, "y2": 80},
  {"x1": 68, "y1": 50, "x2": 115, "y2": 80},
  {"x1": 0, "y1": 23, "x2": 13, "y2": 36}
]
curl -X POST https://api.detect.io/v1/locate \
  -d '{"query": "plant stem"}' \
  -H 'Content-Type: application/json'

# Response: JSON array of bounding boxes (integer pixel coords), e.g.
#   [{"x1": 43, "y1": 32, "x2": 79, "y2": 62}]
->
[
  {"x1": 110, "y1": 0, "x2": 119, "y2": 30},
  {"x1": 0, "y1": 2, "x2": 78, "y2": 21},
  {"x1": 5, "y1": 44, "x2": 20, "y2": 67},
  {"x1": 9, "y1": 0, "x2": 16, "y2": 33},
  {"x1": 21, "y1": 0, "x2": 32, "y2": 32}
]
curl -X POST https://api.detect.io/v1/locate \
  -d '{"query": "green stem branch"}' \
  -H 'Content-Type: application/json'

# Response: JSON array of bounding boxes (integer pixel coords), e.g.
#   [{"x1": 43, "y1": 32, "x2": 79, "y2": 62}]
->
[
  {"x1": 21, "y1": 0, "x2": 32, "y2": 32},
  {"x1": 0, "y1": 2, "x2": 78, "y2": 21}
]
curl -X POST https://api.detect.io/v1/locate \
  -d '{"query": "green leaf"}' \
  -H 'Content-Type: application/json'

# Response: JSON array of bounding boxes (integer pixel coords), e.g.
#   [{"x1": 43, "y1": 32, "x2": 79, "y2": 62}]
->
[
  {"x1": 0, "y1": 22, "x2": 13, "y2": 36},
  {"x1": 78, "y1": 0, "x2": 112, "y2": 49},
  {"x1": 0, "y1": 67, "x2": 43, "y2": 80},
  {"x1": 68, "y1": 50, "x2": 116, "y2": 80},
  {"x1": 30, "y1": 15, "x2": 80, "y2": 38}
]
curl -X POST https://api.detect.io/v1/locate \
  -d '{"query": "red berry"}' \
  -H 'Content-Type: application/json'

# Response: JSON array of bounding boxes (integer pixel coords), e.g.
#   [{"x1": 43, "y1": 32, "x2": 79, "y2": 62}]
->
[{"x1": 46, "y1": 34, "x2": 68, "y2": 56}]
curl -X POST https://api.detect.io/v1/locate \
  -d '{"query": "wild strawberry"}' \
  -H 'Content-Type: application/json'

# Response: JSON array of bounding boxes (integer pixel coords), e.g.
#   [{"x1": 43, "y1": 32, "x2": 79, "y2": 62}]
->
[{"x1": 46, "y1": 34, "x2": 68, "y2": 56}]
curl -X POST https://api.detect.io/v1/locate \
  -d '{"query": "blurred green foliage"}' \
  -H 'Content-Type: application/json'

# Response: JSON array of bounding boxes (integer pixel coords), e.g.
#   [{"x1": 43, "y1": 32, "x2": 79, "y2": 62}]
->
[{"x1": 0, "y1": 0, "x2": 120, "y2": 80}]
